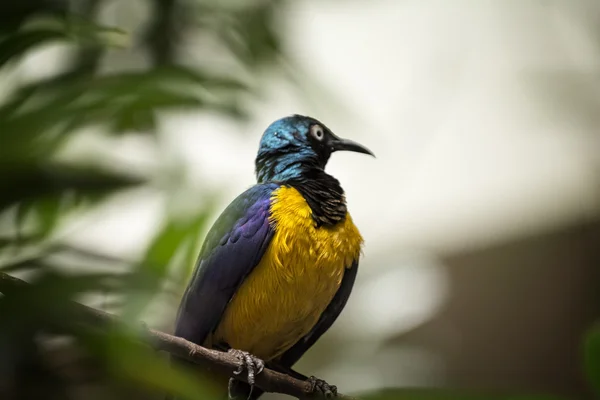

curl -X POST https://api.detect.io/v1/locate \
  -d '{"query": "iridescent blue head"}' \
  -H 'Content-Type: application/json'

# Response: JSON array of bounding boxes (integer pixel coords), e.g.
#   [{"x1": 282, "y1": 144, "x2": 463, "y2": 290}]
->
[{"x1": 255, "y1": 114, "x2": 374, "y2": 183}]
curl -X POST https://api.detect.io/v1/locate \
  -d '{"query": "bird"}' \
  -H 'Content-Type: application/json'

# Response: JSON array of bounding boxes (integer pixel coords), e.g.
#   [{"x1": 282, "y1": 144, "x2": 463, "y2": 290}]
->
[{"x1": 173, "y1": 114, "x2": 374, "y2": 399}]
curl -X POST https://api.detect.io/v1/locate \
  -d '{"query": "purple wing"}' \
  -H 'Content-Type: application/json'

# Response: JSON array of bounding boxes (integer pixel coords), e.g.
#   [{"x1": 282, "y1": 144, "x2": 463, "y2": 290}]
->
[{"x1": 174, "y1": 183, "x2": 278, "y2": 346}]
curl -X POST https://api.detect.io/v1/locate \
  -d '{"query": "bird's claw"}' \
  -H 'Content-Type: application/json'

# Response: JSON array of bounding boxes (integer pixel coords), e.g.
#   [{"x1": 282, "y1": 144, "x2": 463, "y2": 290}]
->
[
  {"x1": 308, "y1": 375, "x2": 337, "y2": 398},
  {"x1": 228, "y1": 348, "x2": 264, "y2": 384},
  {"x1": 227, "y1": 349, "x2": 264, "y2": 400}
]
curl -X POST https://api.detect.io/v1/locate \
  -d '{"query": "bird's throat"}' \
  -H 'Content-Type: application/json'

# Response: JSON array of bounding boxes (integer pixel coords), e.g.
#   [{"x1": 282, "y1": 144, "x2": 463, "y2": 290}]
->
[{"x1": 287, "y1": 170, "x2": 347, "y2": 227}]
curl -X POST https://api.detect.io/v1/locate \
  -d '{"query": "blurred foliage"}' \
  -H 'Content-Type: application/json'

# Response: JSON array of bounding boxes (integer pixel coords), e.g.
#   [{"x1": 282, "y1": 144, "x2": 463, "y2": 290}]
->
[
  {"x1": 0, "y1": 0, "x2": 287, "y2": 398},
  {"x1": 583, "y1": 324, "x2": 600, "y2": 398}
]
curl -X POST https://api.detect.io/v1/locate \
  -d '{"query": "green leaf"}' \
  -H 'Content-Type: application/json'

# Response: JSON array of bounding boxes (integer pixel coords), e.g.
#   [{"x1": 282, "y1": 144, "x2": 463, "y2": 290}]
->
[
  {"x1": 0, "y1": 234, "x2": 43, "y2": 249},
  {"x1": 0, "y1": 29, "x2": 66, "y2": 67},
  {"x1": 144, "y1": 209, "x2": 213, "y2": 275},
  {"x1": 0, "y1": 65, "x2": 249, "y2": 145},
  {"x1": 62, "y1": 15, "x2": 129, "y2": 49},
  {"x1": 584, "y1": 323, "x2": 600, "y2": 397},
  {"x1": 15, "y1": 197, "x2": 62, "y2": 239},
  {"x1": 35, "y1": 199, "x2": 60, "y2": 236},
  {"x1": 82, "y1": 329, "x2": 218, "y2": 400},
  {"x1": 0, "y1": 162, "x2": 145, "y2": 212},
  {"x1": 0, "y1": 269, "x2": 122, "y2": 332},
  {"x1": 0, "y1": 15, "x2": 127, "y2": 69},
  {"x1": 0, "y1": 4, "x2": 67, "y2": 35},
  {"x1": 0, "y1": 270, "x2": 214, "y2": 399},
  {"x1": 122, "y1": 205, "x2": 215, "y2": 318},
  {"x1": 216, "y1": 3, "x2": 282, "y2": 67},
  {"x1": 109, "y1": 88, "x2": 202, "y2": 133}
]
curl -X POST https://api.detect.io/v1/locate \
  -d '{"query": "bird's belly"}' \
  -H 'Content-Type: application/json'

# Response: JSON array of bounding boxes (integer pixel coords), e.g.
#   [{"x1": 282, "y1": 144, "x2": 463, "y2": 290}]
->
[
  {"x1": 213, "y1": 254, "x2": 345, "y2": 360},
  {"x1": 211, "y1": 186, "x2": 362, "y2": 361}
]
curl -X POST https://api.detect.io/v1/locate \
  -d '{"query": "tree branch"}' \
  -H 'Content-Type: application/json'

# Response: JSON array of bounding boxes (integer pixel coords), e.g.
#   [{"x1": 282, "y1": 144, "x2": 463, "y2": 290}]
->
[{"x1": 0, "y1": 271, "x2": 358, "y2": 400}]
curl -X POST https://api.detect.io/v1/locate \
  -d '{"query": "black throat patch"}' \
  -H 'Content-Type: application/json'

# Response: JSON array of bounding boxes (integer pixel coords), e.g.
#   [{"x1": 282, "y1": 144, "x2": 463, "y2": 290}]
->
[{"x1": 287, "y1": 170, "x2": 347, "y2": 227}]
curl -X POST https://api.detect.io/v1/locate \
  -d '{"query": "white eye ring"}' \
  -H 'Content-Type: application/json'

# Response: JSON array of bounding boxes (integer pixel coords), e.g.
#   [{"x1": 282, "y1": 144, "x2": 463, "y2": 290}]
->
[{"x1": 310, "y1": 125, "x2": 325, "y2": 141}]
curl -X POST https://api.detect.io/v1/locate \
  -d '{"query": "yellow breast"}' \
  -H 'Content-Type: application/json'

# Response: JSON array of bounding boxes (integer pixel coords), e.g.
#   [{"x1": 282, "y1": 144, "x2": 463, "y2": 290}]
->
[{"x1": 212, "y1": 185, "x2": 363, "y2": 360}]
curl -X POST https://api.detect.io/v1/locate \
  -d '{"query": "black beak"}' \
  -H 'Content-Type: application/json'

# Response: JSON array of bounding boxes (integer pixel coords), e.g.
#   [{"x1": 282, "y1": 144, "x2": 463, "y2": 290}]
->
[{"x1": 331, "y1": 137, "x2": 375, "y2": 157}]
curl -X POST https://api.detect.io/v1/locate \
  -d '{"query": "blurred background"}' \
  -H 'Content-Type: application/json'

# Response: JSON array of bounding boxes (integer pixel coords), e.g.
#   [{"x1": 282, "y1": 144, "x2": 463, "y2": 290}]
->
[{"x1": 0, "y1": 0, "x2": 599, "y2": 399}]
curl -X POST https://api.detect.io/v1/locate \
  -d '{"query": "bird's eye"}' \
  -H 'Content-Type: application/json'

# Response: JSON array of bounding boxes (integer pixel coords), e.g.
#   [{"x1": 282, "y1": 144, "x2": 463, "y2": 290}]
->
[{"x1": 310, "y1": 125, "x2": 325, "y2": 141}]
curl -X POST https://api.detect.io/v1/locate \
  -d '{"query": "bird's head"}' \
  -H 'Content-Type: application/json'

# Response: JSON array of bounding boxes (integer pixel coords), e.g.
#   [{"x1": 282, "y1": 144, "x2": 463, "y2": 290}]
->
[{"x1": 255, "y1": 114, "x2": 374, "y2": 183}]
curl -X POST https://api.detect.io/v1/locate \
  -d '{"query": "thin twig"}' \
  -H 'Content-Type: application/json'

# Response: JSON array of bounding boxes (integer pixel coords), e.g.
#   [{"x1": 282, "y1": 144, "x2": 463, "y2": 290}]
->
[{"x1": 0, "y1": 271, "x2": 358, "y2": 400}]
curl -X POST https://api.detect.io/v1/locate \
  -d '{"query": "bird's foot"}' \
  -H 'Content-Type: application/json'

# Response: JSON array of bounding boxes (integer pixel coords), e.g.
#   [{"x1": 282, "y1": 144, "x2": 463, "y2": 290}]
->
[
  {"x1": 308, "y1": 376, "x2": 337, "y2": 398},
  {"x1": 228, "y1": 348, "x2": 265, "y2": 384},
  {"x1": 227, "y1": 349, "x2": 264, "y2": 400}
]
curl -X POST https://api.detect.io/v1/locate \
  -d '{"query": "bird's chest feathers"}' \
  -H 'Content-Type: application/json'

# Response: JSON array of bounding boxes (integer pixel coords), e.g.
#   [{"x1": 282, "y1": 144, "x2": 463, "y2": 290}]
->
[{"x1": 213, "y1": 186, "x2": 362, "y2": 360}]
